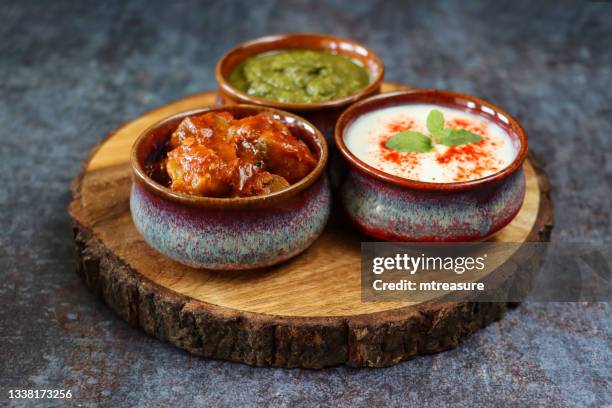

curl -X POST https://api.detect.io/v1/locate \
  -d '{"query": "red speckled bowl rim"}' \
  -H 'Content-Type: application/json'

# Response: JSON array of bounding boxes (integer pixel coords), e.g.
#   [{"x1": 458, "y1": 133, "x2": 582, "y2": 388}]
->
[
  {"x1": 131, "y1": 104, "x2": 328, "y2": 209},
  {"x1": 216, "y1": 32, "x2": 385, "y2": 111},
  {"x1": 335, "y1": 89, "x2": 529, "y2": 191}
]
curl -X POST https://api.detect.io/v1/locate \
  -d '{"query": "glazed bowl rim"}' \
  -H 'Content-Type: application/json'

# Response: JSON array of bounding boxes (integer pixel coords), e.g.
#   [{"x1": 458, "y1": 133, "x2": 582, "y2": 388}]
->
[
  {"x1": 215, "y1": 32, "x2": 385, "y2": 111},
  {"x1": 334, "y1": 89, "x2": 529, "y2": 191},
  {"x1": 130, "y1": 104, "x2": 328, "y2": 209}
]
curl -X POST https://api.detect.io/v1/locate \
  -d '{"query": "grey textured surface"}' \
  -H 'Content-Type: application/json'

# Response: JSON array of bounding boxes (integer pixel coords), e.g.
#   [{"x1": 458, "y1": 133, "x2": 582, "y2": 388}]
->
[{"x1": 1, "y1": 0, "x2": 611, "y2": 406}]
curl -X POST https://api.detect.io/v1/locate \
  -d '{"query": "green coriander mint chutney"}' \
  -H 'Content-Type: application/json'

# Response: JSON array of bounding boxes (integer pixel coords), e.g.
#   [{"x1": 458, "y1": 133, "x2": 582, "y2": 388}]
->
[{"x1": 229, "y1": 49, "x2": 370, "y2": 103}]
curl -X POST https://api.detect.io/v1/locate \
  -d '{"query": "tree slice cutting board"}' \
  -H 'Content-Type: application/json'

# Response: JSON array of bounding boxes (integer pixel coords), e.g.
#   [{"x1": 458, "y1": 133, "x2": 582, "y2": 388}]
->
[{"x1": 69, "y1": 83, "x2": 553, "y2": 368}]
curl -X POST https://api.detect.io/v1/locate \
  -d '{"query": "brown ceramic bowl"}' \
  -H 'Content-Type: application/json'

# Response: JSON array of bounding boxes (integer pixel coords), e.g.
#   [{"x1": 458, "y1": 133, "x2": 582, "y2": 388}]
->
[
  {"x1": 335, "y1": 89, "x2": 529, "y2": 242},
  {"x1": 130, "y1": 104, "x2": 331, "y2": 269},
  {"x1": 216, "y1": 33, "x2": 385, "y2": 138}
]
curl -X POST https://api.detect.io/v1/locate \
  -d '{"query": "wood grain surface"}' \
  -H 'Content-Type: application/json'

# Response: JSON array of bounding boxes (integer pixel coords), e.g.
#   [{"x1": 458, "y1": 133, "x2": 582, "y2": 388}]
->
[{"x1": 69, "y1": 83, "x2": 553, "y2": 367}]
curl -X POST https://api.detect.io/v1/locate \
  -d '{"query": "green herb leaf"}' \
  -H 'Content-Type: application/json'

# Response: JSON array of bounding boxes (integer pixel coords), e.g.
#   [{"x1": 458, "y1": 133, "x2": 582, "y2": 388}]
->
[
  {"x1": 426, "y1": 109, "x2": 445, "y2": 134},
  {"x1": 431, "y1": 127, "x2": 451, "y2": 144},
  {"x1": 385, "y1": 131, "x2": 433, "y2": 153},
  {"x1": 384, "y1": 110, "x2": 483, "y2": 153},
  {"x1": 438, "y1": 128, "x2": 483, "y2": 147}
]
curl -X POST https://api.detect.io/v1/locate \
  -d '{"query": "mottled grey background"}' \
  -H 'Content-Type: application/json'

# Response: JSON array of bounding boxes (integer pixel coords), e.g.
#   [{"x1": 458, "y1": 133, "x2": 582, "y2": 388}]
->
[{"x1": 1, "y1": 0, "x2": 611, "y2": 407}]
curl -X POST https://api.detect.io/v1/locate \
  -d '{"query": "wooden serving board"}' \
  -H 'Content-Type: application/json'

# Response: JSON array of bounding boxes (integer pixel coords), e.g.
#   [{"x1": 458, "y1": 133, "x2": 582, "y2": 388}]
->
[{"x1": 69, "y1": 83, "x2": 553, "y2": 368}]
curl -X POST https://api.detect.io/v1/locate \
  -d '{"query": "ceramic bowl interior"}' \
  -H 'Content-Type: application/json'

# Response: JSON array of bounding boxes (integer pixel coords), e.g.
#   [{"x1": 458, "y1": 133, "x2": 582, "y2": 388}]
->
[
  {"x1": 335, "y1": 89, "x2": 528, "y2": 191},
  {"x1": 216, "y1": 33, "x2": 385, "y2": 111},
  {"x1": 131, "y1": 105, "x2": 328, "y2": 209}
]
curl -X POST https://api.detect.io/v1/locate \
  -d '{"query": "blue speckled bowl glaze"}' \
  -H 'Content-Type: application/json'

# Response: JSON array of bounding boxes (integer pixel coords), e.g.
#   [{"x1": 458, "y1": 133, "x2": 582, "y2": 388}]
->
[
  {"x1": 335, "y1": 90, "x2": 529, "y2": 242},
  {"x1": 130, "y1": 105, "x2": 330, "y2": 270},
  {"x1": 340, "y1": 168, "x2": 525, "y2": 241}
]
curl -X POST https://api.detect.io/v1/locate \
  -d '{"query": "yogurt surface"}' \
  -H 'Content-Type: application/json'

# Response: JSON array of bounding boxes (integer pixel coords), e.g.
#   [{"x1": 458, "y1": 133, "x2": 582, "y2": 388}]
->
[{"x1": 344, "y1": 104, "x2": 518, "y2": 183}]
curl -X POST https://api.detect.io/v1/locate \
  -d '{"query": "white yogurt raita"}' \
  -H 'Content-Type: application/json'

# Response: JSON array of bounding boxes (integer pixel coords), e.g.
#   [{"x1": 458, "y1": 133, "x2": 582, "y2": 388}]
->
[{"x1": 344, "y1": 104, "x2": 518, "y2": 183}]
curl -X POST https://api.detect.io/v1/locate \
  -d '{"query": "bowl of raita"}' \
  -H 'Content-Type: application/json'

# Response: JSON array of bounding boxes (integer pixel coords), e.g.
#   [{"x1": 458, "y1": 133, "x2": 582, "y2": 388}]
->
[{"x1": 335, "y1": 89, "x2": 528, "y2": 242}]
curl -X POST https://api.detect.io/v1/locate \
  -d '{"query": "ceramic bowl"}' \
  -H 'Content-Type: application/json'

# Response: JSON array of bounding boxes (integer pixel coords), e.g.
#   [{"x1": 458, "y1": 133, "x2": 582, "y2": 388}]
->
[
  {"x1": 335, "y1": 90, "x2": 529, "y2": 242},
  {"x1": 130, "y1": 105, "x2": 331, "y2": 269},
  {"x1": 215, "y1": 33, "x2": 384, "y2": 139}
]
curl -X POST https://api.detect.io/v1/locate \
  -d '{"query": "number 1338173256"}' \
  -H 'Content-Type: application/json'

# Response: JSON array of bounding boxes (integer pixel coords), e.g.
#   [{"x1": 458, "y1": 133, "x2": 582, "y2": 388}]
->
[{"x1": 8, "y1": 389, "x2": 73, "y2": 399}]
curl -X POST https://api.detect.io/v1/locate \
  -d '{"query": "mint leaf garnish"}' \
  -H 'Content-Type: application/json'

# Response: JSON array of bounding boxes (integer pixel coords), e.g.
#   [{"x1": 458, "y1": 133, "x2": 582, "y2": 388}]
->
[
  {"x1": 426, "y1": 109, "x2": 445, "y2": 134},
  {"x1": 385, "y1": 131, "x2": 433, "y2": 153},
  {"x1": 384, "y1": 109, "x2": 483, "y2": 153},
  {"x1": 438, "y1": 128, "x2": 483, "y2": 147},
  {"x1": 431, "y1": 127, "x2": 450, "y2": 144}
]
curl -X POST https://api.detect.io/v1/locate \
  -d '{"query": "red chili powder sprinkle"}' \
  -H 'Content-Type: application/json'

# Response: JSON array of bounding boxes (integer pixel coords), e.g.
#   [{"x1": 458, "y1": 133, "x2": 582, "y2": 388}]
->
[
  {"x1": 378, "y1": 117, "x2": 418, "y2": 166},
  {"x1": 378, "y1": 135, "x2": 418, "y2": 167},
  {"x1": 375, "y1": 116, "x2": 502, "y2": 182},
  {"x1": 385, "y1": 117, "x2": 415, "y2": 134},
  {"x1": 436, "y1": 118, "x2": 499, "y2": 181}
]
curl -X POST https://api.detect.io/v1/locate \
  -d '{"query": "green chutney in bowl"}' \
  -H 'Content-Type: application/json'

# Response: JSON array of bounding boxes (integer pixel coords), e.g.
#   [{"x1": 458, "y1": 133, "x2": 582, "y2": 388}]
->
[{"x1": 228, "y1": 49, "x2": 370, "y2": 104}]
